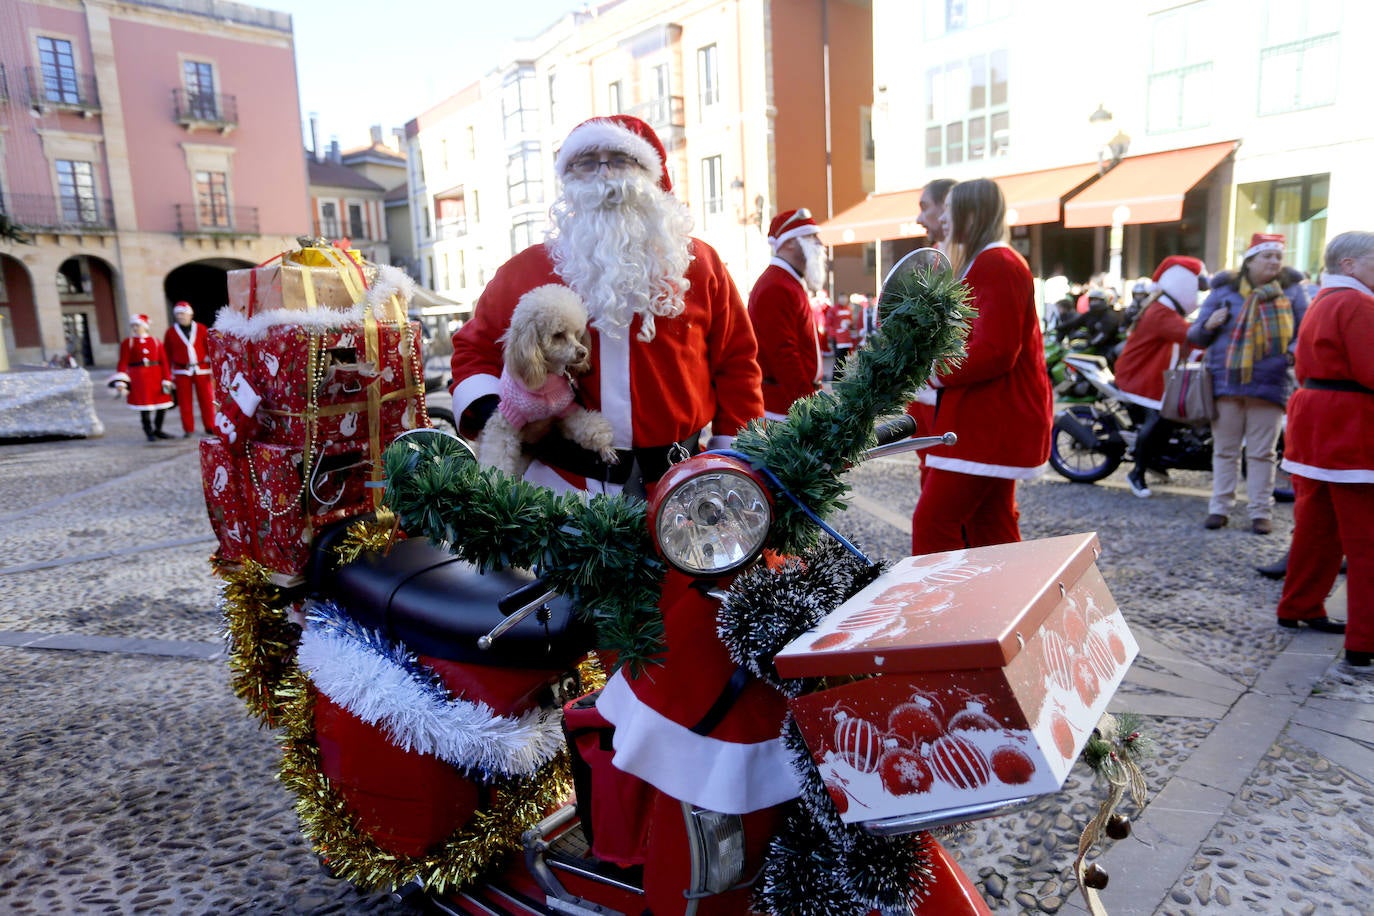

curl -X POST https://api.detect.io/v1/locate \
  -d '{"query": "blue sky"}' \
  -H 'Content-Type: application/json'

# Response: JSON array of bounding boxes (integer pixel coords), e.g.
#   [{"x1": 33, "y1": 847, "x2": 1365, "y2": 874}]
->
[{"x1": 257, "y1": 0, "x2": 586, "y2": 150}]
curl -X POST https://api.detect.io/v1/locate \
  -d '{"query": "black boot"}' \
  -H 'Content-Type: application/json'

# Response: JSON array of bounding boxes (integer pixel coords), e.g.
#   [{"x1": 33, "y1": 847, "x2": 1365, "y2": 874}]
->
[
  {"x1": 140, "y1": 411, "x2": 156, "y2": 442},
  {"x1": 1256, "y1": 551, "x2": 1288, "y2": 580},
  {"x1": 152, "y1": 408, "x2": 173, "y2": 439}
]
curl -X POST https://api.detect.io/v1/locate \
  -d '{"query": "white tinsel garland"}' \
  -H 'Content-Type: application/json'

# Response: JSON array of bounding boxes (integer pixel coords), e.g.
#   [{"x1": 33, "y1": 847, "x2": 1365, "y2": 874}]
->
[{"x1": 297, "y1": 606, "x2": 566, "y2": 778}]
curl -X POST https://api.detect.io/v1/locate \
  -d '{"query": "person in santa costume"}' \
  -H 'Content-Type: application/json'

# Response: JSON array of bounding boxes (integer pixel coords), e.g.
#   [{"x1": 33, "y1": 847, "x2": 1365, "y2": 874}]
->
[
  {"x1": 747, "y1": 207, "x2": 825, "y2": 419},
  {"x1": 1277, "y1": 230, "x2": 1374, "y2": 663},
  {"x1": 911, "y1": 178, "x2": 1052, "y2": 554},
  {"x1": 905, "y1": 178, "x2": 957, "y2": 473},
  {"x1": 1113, "y1": 256, "x2": 1208, "y2": 497},
  {"x1": 1187, "y1": 232, "x2": 1307, "y2": 534},
  {"x1": 163, "y1": 302, "x2": 216, "y2": 437},
  {"x1": 109, "y1": 314, "x2": 175, "y2": 442},
  {"x1": 450, "y1": 115, "x2": 784, "y2": 905}
]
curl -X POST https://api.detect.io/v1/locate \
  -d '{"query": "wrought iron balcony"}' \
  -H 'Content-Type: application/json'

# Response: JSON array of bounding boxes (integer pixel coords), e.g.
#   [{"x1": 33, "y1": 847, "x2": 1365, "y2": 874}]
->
[
  {"x1": 626, "y1": 95, "x2": 685, "y2": 132},
  {"x1": 0, "y1": 192, "x2": 115, "y2": 233},
  {"x1": 174, "y1": 203, "x2": 260, "y2": 240},
  {"x1": 25, "y1": 66, "x2": 100, "y2": 116},
  {"x1": 173, "y1": 88, "x2": 238, "y2": 133}
]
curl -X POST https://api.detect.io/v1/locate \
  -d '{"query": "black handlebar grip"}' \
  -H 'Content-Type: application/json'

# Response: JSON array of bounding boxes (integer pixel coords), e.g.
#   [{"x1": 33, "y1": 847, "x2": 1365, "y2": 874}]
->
[{"x1": 874, "y1": 413, "x2": 917, "y2": 446}]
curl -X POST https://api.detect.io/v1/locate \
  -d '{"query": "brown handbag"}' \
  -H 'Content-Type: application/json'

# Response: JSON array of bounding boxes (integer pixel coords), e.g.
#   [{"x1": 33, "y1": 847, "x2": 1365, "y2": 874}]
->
[{"x1": 1159, "y1": 352, "x2": 1216, "y2": 424}]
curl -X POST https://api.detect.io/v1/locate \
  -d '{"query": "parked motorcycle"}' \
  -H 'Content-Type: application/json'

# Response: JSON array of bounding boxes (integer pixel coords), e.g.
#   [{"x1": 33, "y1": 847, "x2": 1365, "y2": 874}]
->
[{"x1": 1048, "y1": 352, "x2": 1211, "y2": 482}]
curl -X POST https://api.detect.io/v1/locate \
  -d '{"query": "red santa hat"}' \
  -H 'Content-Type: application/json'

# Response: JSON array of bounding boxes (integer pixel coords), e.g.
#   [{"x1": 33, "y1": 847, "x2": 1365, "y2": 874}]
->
[
  {"x1": 767, "y1": 208, "x2": 820, "y2": 251},
  {"x1": 129, "y1": 314, "x2": 151, "y2": 328},
  {"x1": 1243, "y1": 232, "x2": 1285, "y2": 261},
  {"x1": 554, "y1": 115, "x2": 671, "y2": 192},
  {"x1": 1151, "y1": 255, "x2": 1207, "y2": 309},
  {"x1": 173, "y1": 301, "x2": 193, "y2": 316}
]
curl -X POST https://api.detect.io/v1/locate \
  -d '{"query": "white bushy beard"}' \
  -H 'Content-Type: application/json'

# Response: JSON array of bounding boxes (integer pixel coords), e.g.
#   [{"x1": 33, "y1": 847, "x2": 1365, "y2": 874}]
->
[
  {"x1": 800, "y1": 237, "x2": 828, "y2": 293},
  {"x1": 547, "y1": 171, "x2": 694, "y2": 341}
]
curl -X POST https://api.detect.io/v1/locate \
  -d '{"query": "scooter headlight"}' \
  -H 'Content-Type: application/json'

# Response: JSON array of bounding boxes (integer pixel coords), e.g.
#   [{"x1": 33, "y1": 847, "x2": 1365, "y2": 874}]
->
[{"x1": 649, "y1": 454, "x2": 773, "y2": 576}]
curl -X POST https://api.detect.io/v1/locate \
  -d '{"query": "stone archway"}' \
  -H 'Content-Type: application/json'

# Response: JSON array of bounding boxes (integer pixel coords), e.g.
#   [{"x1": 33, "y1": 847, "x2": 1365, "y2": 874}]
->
[
  {"x1": 164, "y1": 257, "x2": 254, "y2": 328},
  {"x1": 1, "y1": 253, "x2": 39, "y2": 365},
  {"x1": 56, "y1": 255, "x2": 120, "y2": 366}
]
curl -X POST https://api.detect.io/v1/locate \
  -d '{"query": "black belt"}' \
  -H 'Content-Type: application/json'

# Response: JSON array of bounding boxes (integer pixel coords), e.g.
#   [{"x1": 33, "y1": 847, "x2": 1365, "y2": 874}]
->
[
  {"x1": 1304, "y1": 378, "x2": 1374, "y2": 394},
  {"x1": 138, "y1": 359, "x2": 161, "y2": 366},
  {"x1": 530, "y1": 429, "x2": 702, "y2": 488}
]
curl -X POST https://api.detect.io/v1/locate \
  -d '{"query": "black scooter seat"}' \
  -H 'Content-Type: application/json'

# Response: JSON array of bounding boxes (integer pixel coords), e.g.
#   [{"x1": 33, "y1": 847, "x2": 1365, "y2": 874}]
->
[{"x1": 317, "y1": 537, "x2": 594, "y2": 668}]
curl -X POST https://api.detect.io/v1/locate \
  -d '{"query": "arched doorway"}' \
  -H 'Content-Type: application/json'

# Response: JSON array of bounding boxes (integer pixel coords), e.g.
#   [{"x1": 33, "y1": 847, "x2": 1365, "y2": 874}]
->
[
  {"x1": 57, "y1": 255, "x2": 119, "y2": 366},
  {"x1": 1, "y1": 254, "x2": 39, "y2": 364},
  {"x1": 164, "y1": 258, "x2": 254, "y2": 327}
]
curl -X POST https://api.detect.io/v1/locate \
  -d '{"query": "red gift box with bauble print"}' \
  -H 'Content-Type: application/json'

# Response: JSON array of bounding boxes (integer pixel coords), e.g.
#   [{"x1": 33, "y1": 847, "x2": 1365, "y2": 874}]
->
[
  {"x1": 774, "y1": 533, "x2": 1136, "y2": 827},
  {"x1": 200, "y1": 436, "x2": 256, "y2": 564},
  {"x1": 244, "y1": 440, "x2": 372, "y2": 576}
]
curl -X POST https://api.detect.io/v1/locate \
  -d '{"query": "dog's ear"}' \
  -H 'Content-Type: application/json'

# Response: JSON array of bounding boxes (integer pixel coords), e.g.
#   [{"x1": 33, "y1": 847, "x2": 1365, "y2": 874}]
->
[{"x1": 504, "y1": 315, "x2": 548, "y2": 390}]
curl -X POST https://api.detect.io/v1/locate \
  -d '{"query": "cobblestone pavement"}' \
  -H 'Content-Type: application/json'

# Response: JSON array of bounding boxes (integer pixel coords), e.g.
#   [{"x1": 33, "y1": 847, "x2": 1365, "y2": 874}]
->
[{"x1": 1, "y1": 393, "x2": 1371, "y2": 915}]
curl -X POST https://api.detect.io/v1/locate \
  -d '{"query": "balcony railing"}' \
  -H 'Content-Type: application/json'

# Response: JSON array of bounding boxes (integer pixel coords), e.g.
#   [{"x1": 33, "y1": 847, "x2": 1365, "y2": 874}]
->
[
  {"x1": 174, "y1": 203, "x2": 260, "y2": 240},
  {"x1": 436, "y1": 217, "x2": 467, "y2": 240},
  {"x1": 626, "y1": 95, "x2": 685, "y2": 132},
  {"x1": 173, "y1": 88, "x2": 238, "y2": 133},
  {"x1": 25, "y1": 67, "x2": 100, "y2": 116},
  {"x1": 312, "y1": 220, "x2": 372, "y2": 242},
  {"x1": 0, "y1": 192, "x2": 116, "y2": 233}
]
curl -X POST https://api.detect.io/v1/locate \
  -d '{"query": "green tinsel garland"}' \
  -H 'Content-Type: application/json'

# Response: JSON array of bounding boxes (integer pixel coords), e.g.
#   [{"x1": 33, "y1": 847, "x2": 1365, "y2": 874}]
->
[{"x1": 382, "y1": 261, "x2": 972, "y2": 670}]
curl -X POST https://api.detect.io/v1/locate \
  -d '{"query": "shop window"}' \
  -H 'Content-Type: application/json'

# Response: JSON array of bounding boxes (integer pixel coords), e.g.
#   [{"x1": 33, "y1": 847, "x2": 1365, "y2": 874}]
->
[{"x1": 1233, "y1": 173, "x2": 1329, "y2": 277}]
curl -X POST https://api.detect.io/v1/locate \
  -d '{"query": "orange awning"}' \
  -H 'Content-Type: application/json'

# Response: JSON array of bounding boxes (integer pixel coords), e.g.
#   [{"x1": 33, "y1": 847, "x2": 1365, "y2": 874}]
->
[
  {"x1": 995, "y1": 162, "x2": 1101, "y2": 226},
  {"x1": 817, "y1": 189, "x2": 926, "y2": 246},
  {"x1": 1062, "y1": 141, "x2": 1239, "y2": 228}
]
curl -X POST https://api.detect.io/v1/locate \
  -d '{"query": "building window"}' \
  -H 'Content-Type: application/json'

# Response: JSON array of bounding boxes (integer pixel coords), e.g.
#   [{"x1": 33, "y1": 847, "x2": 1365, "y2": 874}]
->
[
  {"x1": 1233, "y1": 173, "x2": 1329, "y2": 277},
  {"x1": 321, "y1": 202, "x2": 339, "y2": 237},
  {"x1": 456, "y1": 249, "x2": 467, "y2": 288},
  {"x1": 183, "y1": 60, "x2": 217, "y2": 119},
  {"x1": 38, "y1": 36, "x2": 80, "y2": 104},
  {"x1": 608, "y1": 80, "x2": 622, "y2": 114},
  {"x1": 347, "y1": 202, "x2": 365, "y2": 239},
  {"x1": 56, "y1": 159, "x2": 98, "y2": 224},
  {"x1": 697, "y1": 44, "x2": 719, "y2": 116},
  {"x1": 441, "y1": 252, "x2": 452, "y2": 289},
  {"x1": 1146, "y1": 3, "x2": 1216, "y2": 133},
  {"x1": 502, "y1": 66, "x2": 538, "y2": 139},
  {"x1": 548, "y1": 72, "x2": 559, "y2": 125},
  {"x1": 511, "y1": 215, "x2": 541, "y2": 255},
  {"x1": 507, "y1": 142, "x2": 543, "y2": 208},
  {"x1": 649, "y1": 63, "x2": 671, "y2": 125},
  {"x1": 924, "y1": 50, "x2": 1009, "y2": 167},
  {"x1": 924, "y1": 0, "x2": 1011, "y2": 37},
  {"x1": 470, "y1": 188, "x2": 480, "y2": 223},
  {"x1": 436, "y1": 195, "x2": 467, "y2": 239},
  {"x1": 195, "y1": 169, "x2": 230, "y2": 228},
  {"x1": 465, "y1": 125, "x2": 476, "y2": 159},
  {"x1": 1257, "y1": 0, "x2": 1339, "y2": 116},
  {"x1": 701, "y1": 156, "x2": 724, "y2": 223}
]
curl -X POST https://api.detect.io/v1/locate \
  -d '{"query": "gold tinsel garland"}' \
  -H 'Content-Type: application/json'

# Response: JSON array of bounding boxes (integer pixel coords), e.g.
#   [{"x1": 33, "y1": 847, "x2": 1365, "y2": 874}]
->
[
  {"x1": 276, "y1": 669, "x2": 573, "y2": 894},
  {"x1": 219, "y1": 558, "x2": 299, "y2": 726}
]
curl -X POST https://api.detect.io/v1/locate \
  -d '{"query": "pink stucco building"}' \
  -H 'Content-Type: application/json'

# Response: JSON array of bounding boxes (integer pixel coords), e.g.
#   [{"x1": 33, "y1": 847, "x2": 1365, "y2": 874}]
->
[{"x1": 0, "y1": 0, "x2": 310, "y2": 366}]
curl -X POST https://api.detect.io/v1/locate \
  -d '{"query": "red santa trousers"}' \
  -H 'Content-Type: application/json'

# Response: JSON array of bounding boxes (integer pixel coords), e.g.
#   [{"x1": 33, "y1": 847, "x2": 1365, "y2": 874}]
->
[
  {"x1": 1277, "y1": 475, "x2": 1374, "y2": 654},
  {"x1": 174, "y1": 373, "x2": 215, "y2": 434},
  {"x1": 911, "y1": 467, "x2": 1021, "y2": 555}
]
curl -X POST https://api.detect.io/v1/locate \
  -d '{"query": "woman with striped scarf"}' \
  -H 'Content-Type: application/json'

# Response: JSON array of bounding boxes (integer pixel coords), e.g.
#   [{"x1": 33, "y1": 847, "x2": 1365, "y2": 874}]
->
[{"x1": 1187, "y1": 233, "x2": 1307, "y2": 534}]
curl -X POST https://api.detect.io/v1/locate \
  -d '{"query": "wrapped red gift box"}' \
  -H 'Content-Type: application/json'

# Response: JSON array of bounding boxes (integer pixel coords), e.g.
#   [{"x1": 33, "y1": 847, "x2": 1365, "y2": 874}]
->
[
  {"x1": 774, "y1": 533, "x2": 1136, "y2": 827},
  {"x1": 226, "y1": 247, "x2": 375, "y2": 317},
  {"x1": 200, "y1": 437, "x2": 255, "y2": 564},
  {"x1": 246, "y1": 440, "x2": 373, "y2": 576}
]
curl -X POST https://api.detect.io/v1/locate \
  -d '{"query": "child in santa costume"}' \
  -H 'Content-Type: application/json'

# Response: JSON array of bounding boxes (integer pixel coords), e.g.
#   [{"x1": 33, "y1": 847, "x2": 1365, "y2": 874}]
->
[
  {"x1": 912, "y1": 178, "x2": 1052, "y2": 554},
  {"x1": 747, "y1": 207, "x2": 825, "y2": 419},
  {"x1": 109, "y1": 314, "x2": 175, "y2": 441},
  {"x1": 163, "y1": 302, "x2": 216, "y2": 437},
  {"x1": 451, "y1": 114, "x2": 785, "y2": 909}
]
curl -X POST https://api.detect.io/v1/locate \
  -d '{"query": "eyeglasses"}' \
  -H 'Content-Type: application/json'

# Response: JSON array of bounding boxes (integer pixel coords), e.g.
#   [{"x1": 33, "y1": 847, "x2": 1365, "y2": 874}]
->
[{"x1": 568, "y1": 153, "x2": 639, "y2": 176}]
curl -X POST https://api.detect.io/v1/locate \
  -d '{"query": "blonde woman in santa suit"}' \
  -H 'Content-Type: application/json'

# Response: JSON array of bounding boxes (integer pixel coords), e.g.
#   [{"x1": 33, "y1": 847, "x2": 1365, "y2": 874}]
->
[{"x1": 911, "y1": 178, "x2": 1053, "y2": 554}]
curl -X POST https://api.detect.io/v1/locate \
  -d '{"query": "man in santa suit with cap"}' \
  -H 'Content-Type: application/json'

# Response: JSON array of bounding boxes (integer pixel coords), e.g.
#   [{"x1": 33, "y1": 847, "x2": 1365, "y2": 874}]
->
[
  {"x1": 450, "y1": 115, "x2": 784, "y2": 902},
  {"x1": 163, "y1": 302, "x2": 216, "y2": 437},
  {"x1": 1114, "y1": 256, "x2": 1207, "y2": 497},
  {"x1": 747, "y1": 207, "x2": 825, "y2": 419},
  {"x1": 109, "y1": 314, "x2": 175, "y2": 442}
]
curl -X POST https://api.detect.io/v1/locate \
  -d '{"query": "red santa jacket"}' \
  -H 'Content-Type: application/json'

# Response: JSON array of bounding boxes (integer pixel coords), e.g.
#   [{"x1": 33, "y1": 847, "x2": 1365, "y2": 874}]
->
[
  {"x1": 1113, "y1": 296, "x2": 1193, "y2": 407},
  {"x1": 112, "y1": 334, "x2": 173, "y2": 410},
  {"x1": 927, "y1": 244, "x2": 1051, "y2": 477},
  {"x1": 827, "y1": 300, "x2": 855, "y2": 348},
  {"x1": 163, "y1": 321, "x2": 213, "y2": 376},
  {"x1": 451, "y1": 240, "x2": 763, "y2": 457},
  {"x1": 1282, "y1": 281, "x2": 1374, "y2": 482},
  {"x1": 747, "y1": 260, "x2": 821, "y2": 419}
]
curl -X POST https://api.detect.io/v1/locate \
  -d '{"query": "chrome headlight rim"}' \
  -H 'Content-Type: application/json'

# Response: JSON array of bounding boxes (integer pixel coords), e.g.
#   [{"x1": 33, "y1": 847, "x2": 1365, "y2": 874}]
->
[{"x1": 649, "y1": 454, "x2": 774, "y2": 577}]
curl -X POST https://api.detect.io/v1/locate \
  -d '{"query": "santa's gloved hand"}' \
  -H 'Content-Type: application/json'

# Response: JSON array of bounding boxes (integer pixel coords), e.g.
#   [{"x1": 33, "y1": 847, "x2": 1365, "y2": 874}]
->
[
  {"x1": 162, "y1": 380, "x2": 176, "y2": 394},
  {"x1": 109, "y1": 380, "x2": 129, "y2": 400}
]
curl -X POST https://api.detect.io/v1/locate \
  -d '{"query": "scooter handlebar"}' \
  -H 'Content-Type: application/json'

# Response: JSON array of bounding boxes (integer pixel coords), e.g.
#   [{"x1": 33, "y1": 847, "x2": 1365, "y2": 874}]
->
[{"x1": 873, "y1": 413, "x2": 917, "y2": 446}]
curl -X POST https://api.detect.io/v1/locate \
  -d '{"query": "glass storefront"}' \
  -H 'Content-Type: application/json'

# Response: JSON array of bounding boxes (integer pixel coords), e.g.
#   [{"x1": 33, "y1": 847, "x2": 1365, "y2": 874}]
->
[{"x1": 1233, "y1": 173, "x2": 1328, "y2": 278}]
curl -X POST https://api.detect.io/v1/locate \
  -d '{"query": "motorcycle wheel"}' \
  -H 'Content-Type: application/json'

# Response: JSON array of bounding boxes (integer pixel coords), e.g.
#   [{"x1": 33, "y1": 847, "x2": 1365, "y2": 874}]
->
[{"x1": 1049, "y1": 404, "x2": 1123, "y2": 483}]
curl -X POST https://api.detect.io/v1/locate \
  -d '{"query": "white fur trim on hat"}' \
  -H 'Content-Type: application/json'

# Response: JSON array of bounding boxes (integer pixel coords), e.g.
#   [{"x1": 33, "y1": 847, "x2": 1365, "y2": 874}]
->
[
  {"x1": 769, "y1": 224, "x2": 820, "y2": 251},
  {"x1": 1244, "y1": 238, "x2": 1285, "y2": 260},
  {"x1": 173, "y1": 303, "x2": 194, "y2": 315},
  {"x1": 554, "y1": 120, "x2": 662, "y2": 179}
]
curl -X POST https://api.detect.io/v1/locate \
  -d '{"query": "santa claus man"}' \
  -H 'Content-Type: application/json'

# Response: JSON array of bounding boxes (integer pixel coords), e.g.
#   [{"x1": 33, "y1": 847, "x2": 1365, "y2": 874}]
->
[
  {"x1": 109, "y1": 314, "x2": 175, "y2": 442},
  {"x1": 747, "y1": 207, "x2": 825, "y2": 419},
  {"x1": 450, "y1": 115, "x2": 787, "y2": 905},
  {"x1": 163, "y1": 301, "x2": 216, "y2": 437}
]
